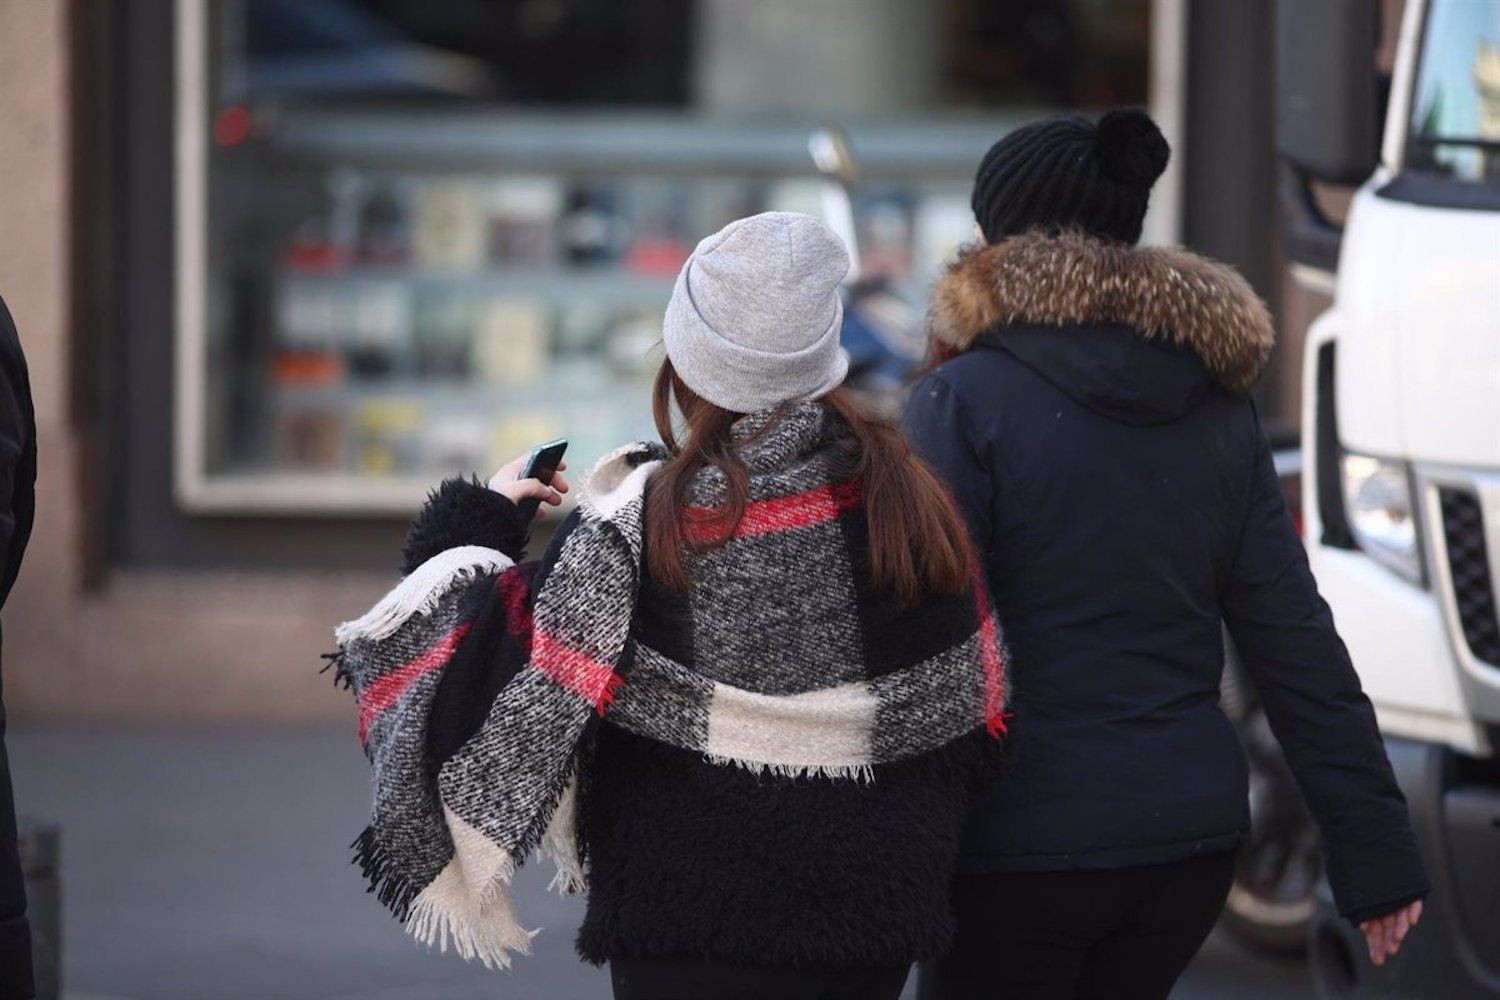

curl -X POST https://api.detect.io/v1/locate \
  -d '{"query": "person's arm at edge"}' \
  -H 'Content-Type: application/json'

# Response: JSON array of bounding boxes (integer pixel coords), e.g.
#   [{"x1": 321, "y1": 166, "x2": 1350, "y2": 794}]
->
[{"x1": 0, "y1": 295, "x2": 34, "y2": 1000}]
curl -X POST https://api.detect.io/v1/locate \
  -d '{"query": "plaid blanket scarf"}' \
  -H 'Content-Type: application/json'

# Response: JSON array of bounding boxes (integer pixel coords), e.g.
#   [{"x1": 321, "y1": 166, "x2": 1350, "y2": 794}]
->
[{"x1": 333, "y1": 402, "x2": 1008, "y2": 968}]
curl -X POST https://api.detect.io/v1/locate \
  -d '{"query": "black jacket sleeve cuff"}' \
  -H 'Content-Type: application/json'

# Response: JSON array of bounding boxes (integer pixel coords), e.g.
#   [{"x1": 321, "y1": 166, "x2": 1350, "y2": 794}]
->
[
  {"x1": 401, "y1": 476, "x2": 530, "y2": 574},
  {"x1": 1341, "y1": 888, "x2": 1429, "y2": 927}
]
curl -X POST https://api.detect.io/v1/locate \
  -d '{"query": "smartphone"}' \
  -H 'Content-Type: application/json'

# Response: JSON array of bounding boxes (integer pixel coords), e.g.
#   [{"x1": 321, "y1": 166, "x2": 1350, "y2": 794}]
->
[{"x1": 514, "y1": 438, "x2": 568, "y2": 520}]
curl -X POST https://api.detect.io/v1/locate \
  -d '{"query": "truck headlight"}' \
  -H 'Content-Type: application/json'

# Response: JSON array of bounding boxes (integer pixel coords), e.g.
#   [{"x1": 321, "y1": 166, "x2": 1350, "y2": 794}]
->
[{"x1": 1339, "y1": 453, "x2": 1423, "y2": 584}]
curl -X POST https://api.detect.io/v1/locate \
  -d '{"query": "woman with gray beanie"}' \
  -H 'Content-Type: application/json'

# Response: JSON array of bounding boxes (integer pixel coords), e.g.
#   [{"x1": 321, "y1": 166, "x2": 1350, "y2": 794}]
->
[
  {"x1": 333, "y1": 211, "x2": 1010, "y2": 999},
  {"x1": 906, "y1": 110, "x2": 1426, "y2": 998}
]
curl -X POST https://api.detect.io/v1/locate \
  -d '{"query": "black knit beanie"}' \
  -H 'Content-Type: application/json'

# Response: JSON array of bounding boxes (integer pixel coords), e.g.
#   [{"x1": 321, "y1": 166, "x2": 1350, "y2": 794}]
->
[{"x1": 971, "y1": 109, "x2": 1170, "y2": 245}]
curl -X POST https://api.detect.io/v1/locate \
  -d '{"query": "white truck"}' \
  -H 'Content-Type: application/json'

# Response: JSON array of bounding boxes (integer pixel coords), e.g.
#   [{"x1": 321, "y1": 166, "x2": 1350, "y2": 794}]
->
[{"x1": 1278, "y1": 0, "x2": 1500, "y2": 995}]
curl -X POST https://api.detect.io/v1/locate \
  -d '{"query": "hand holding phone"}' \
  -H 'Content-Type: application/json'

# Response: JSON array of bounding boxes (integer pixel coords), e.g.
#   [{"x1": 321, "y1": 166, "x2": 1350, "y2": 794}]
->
[{"x1": 489, "y1": 439, "x2": 569, "y2": 519}]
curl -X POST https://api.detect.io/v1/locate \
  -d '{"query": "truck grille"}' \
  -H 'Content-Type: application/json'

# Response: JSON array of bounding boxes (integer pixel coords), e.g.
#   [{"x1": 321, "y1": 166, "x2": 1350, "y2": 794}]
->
[{"x1": 1439, "y1": 487, "x2": 1500, "y2": 666}]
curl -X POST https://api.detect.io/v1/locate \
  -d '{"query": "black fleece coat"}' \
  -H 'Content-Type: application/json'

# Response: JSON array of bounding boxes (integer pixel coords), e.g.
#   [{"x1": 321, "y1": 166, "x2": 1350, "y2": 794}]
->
[
  {"x1": 902, "y1": 232, "x2": 1428, "y2": 924},
  {"x1": 0, "y1": 296, "x2": 35, "y2": 999}
]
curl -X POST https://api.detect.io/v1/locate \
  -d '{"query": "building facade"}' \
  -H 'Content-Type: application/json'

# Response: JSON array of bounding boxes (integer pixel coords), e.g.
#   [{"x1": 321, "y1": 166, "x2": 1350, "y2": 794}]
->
[{"x1": 3, "y1": 0, "x2": 1298, "y2": 722}]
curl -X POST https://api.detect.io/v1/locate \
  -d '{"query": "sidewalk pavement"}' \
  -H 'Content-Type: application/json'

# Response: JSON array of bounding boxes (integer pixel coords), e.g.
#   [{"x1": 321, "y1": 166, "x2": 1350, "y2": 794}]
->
[{"x1": 9, "y1": 727, "x2": 1312, "y2": 999}]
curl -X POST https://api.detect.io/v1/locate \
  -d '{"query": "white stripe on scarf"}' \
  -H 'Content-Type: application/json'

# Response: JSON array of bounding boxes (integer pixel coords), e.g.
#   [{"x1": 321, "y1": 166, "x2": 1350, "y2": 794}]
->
[
  {"x1": 704, "y1": 679, "x2": 878, "y2": 782},
  {"x1": 334, "y1": 545, "x2": 514, "y2": 645}
]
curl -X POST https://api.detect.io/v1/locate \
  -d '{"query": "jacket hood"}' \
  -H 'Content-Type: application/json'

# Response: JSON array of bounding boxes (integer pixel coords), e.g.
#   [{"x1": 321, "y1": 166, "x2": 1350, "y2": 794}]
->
[
  {"x1": 927, "y1": 231, "x2": 1275, "y2": 398},
  {"x1": 978, "y1": 323, "x2": 1216, "y2": 425}
]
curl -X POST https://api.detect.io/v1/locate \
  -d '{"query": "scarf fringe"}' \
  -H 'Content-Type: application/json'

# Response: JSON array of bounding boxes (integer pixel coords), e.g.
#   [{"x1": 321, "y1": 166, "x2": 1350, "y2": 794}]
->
[
  {"x1": 539, "y1": 772, "x2": 586, "y2": 896},
  {"x1": 405, "y1": 863, "x2": 536, "y2": 970},
  {"x1": 351, "y1": 826, "x2": 423, "y2": 922},
  {"x1": 703, "y1": 752, "x2": 876, "y2": 784},
  {"x1": 320, "y1": 650, "x2": 353, "y2": 691},
  {"x1": 335, "y1": 545, "x2": 514, "y2": 646}
]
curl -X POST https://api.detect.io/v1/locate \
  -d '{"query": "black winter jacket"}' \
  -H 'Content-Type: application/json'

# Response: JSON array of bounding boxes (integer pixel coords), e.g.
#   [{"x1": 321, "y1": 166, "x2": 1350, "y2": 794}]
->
[
  {"x1": 902, "y1": 232, "x2": 1428, "y2": 923},
  {"x1": 0, "y1": 296, "x2": 35, "y2": 999}
]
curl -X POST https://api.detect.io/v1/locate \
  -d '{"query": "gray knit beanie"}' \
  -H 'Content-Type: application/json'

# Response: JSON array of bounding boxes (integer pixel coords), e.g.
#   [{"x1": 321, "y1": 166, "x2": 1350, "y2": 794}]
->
[{"x1": 663, "y1": 211, "x2": 850, "y2": 413}]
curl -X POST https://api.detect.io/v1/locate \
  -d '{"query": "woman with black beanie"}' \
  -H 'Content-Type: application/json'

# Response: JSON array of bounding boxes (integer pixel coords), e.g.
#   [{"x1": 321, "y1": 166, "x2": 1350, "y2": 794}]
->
[{"x1": 905, "y1": 110, "x2": 1428, "y2": 999}]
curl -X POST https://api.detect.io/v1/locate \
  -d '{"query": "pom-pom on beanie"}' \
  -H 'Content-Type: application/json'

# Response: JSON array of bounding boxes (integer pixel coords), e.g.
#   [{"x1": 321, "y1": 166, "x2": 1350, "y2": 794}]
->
[{"x1": 971, "y1": 108, "x2": 1170, "y2": 245}]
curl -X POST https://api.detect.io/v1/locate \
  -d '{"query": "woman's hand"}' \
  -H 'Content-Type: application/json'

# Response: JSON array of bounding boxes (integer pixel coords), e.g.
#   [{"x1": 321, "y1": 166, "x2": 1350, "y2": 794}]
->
[
  {"x1": 1360, "y1": 899, "x2": 1421, "y2": 966},
  {"x1": 487, "y1": 454, "x2": 570, "y2": 517}
]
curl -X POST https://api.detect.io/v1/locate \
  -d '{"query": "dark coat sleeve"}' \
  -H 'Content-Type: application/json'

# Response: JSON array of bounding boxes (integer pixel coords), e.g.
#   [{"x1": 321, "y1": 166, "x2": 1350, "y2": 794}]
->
[
  {"x1": 0, "y1": 299, "x2": 33, "y2": 611},
  {"x1": 0, "y1": 296, "x2": 34, "y2": 999},
  {"x1": 401, "y1": 476, "x2": 531, "y2": 575},
  {"x1": 1221, "y1": 419, "x2": 1428, "y2": 924},
  {"x1": 902, "y1": 372, "x2": 994, "y2": 552}
]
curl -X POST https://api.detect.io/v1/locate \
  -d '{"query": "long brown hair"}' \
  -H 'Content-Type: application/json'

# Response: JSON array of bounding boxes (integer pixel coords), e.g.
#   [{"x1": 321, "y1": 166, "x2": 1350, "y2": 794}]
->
[{"x1": 644, "y1": 360, "x2": 972, "y2": 605}]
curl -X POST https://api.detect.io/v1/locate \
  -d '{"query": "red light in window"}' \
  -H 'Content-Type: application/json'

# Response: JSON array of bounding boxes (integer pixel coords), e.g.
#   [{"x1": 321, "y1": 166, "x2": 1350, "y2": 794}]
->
[{"x1": 213, "y1": 105, "x2": 252, "y2": 147}]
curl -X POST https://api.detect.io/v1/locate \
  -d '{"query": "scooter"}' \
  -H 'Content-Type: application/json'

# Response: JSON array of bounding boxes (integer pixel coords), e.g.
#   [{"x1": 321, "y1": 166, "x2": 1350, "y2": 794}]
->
[{"x1": 808, "y1": 126, "x2": 927, "y2": 419}]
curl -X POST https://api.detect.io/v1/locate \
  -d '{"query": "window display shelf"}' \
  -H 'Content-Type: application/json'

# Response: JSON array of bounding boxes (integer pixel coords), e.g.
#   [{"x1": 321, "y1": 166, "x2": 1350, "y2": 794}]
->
[
  {"x1": 277, "y1": 267, "x2": 675, "y2": 303},
  {"x1": 267, "y1": 110, "x2": 1021, "y2": 179}
]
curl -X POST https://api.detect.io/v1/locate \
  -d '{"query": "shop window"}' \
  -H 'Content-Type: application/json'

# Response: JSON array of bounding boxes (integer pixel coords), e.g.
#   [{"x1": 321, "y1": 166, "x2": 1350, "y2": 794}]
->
[{"x1": 176, "y1": 0, "x2": 1150, "y2": 513}]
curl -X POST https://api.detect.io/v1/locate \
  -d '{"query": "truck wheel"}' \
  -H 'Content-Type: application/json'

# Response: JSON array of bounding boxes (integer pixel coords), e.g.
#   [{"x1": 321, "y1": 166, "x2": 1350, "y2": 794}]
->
[
  {"x1": 1221, "y1": 822, "x2": 1321, "y2": 955},
  {"x1": 1221, "y1": 661, "x2": 1323, "y2": 955}
]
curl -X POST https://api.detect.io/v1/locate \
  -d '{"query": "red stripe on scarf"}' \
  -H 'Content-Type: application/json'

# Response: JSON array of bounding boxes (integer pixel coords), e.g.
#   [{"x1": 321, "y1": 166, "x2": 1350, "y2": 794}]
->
[
  {"x1": 532, "y1": 630, "x2": 624, "y2": 714},
  {"x1": 357, "y1": 623, "x2": 472, "y2": 743},
  {"x1": 683, "y1": 479, "x2": 862, "y2": 545},
  {"x1": 972, "y1": 573, "x2": 1009, "y2": 737},
  {"x1": 496, "y1": 566, "x2": 534, "y2": 647}
]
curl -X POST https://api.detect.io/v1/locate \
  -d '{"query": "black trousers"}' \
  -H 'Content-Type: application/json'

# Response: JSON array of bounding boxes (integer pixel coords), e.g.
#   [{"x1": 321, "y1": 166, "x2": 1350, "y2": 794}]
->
[
  {"x1": 919, "y1": 851, "x2": 1237, "y2": 1000},
  {"x1": 610, "y1": 958, "x2": 910, "y2": 1000}
]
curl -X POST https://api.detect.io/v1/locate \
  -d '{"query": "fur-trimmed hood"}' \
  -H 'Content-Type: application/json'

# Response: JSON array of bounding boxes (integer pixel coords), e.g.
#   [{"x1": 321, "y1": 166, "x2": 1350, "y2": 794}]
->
[{"x1": 928, "y1": 231, "x2": 1274, "y2": 392}]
